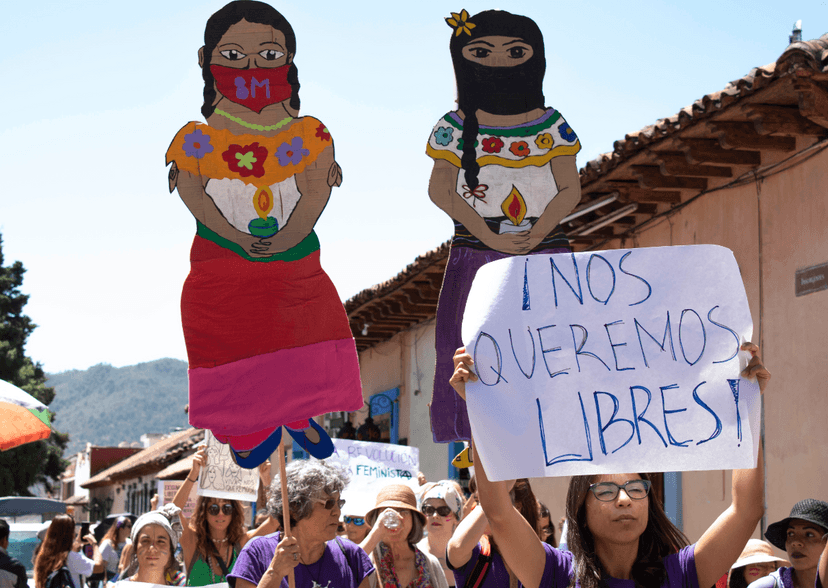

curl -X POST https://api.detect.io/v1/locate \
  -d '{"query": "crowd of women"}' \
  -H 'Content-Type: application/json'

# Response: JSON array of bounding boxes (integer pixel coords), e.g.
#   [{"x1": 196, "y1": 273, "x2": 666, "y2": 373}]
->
[{"x1": 30, "y1": 347, "x2": 828, "y2": 588}]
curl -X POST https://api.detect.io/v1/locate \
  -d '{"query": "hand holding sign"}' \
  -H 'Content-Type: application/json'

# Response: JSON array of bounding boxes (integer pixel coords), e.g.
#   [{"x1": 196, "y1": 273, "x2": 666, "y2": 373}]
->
[{"x1": 460, "y1": 245, "x2": 763, "y2": 480}]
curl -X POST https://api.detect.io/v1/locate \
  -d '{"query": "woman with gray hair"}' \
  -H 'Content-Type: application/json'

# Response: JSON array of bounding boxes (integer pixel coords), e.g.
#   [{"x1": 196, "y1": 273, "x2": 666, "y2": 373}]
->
[
  {"x1": 229, "y1": 460, "x2": 374, "y2": 588},
  {"x1": 360, "y1": 485, "x2": 448, "y2": 588}
]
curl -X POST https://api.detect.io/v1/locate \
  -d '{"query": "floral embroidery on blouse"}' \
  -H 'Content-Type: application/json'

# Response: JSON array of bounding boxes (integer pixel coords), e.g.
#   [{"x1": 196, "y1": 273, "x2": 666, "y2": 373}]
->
[{"x1": 183, "y1": 129, "x2": 214, "y2": 159}]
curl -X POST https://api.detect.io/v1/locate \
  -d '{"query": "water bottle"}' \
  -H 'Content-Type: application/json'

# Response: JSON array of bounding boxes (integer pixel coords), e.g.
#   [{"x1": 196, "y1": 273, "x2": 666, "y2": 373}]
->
[{"x1": 381, "y1": 509, "x2": 400, "y2": 530}]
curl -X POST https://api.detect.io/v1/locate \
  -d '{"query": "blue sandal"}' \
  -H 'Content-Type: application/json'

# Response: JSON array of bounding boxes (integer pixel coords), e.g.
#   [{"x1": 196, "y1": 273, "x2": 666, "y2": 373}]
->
[
  {"x1": 285, "y1": 418, "x2": 334, "y2": 459},
  {"x1": 229, "y1": 426, "x2": 282, "y2": 469}
]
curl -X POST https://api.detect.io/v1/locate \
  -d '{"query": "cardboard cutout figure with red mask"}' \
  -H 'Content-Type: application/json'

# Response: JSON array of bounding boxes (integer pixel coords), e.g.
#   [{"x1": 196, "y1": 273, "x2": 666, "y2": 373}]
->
[{"x1": 166, "y1": 1, "x2": 362, "y2": 466}]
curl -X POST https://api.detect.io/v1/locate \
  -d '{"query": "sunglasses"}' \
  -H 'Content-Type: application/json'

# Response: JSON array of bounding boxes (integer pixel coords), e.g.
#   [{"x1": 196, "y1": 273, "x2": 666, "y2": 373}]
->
[
  {"x1": 589, "y1": 479, "x2": 651, "y2": 502},
  {"x1": 314, "y1": 497, "x2": 346, "y2": 510},
  {"x1": 207, "y1": 503, "x2": 235, "y2": 516},
  {"x1": 343, "y1": 516, "x2": 365, "y2": 526},
  {"x1": 422, "y1": 505, "x2": 453, "y2": 517}
]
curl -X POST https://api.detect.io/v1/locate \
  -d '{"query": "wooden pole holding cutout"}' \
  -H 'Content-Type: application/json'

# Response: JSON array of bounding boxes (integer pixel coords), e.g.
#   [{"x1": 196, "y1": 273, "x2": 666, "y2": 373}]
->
[{"x1": 278, "y1": 434, "x2": 295, "y2": 588}]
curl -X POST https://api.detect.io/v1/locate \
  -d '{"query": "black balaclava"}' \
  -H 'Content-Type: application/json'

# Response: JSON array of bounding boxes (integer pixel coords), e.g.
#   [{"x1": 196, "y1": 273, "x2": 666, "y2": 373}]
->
[{"x1": 449, "y1": 10, "x2": 546, "y2": 189}]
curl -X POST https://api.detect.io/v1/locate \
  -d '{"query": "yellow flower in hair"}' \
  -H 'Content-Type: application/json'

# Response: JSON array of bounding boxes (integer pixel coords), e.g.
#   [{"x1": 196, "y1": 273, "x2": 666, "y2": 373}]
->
[{"x1": 446, "y1": 9, "x2": 476, "y2": 36}]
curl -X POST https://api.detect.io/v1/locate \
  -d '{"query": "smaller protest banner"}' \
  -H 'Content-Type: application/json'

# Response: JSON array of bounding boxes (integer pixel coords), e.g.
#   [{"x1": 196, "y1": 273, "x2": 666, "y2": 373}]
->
[
  {"x1": 156, "y1": 480, "x2": 198, "y2": 519},
  {"x1": 197, "y1": 431, "x2": 259, "y2": 502},
  {"x1": 462, "y1": 245, "x2": 761, "y2": 481},
  {"x1": 326, "y1": 439, "x2": 420, "y2": 517}
]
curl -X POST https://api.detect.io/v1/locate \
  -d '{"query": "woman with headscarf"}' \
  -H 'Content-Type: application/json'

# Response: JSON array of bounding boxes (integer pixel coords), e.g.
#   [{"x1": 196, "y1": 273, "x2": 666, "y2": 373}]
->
[
  {"x1": 748, "y1": 500, "x2": 828, "y2": 588},
  {"x1": 360, "y1": 485, "x2": 448, "y2": 588},
  {"x1": 447, "y1": 479, "x2": 542, "y2": 588},
  {"x1": 229, "y1": 460, "x2": 373, "y2": 588},
  {"x1": 427, "y1": 9, "x2": 581, "y2": 445},
  {"x1": 34, "y1": 515, "x2": 104, "y2": 588},
  {"x1": 416, "y1": 481, "x2": 464, "y2": 588},
  {"x1": 119, "y1": 505, "x2": 185, "y2": 586}
]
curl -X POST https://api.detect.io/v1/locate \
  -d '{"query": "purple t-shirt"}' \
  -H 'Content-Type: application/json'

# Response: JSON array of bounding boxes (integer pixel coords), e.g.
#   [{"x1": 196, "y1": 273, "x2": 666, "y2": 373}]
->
[
  {"x1": 542, "y1": 543, "x2": 699, "y2": 588},
  {"x1": 452, "y1": 542, "x2": 698, "y2": 588},
  {"x1": 228, "y1": 532, "x2": 374, "y2": 588},
  {"x1": 449, "y1": 543, "x2": 519, "y2": 588}
]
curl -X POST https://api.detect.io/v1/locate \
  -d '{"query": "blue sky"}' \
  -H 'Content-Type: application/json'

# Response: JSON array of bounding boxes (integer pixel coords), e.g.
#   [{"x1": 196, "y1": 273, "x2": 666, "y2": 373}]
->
[{"x1": 0, "y1": 0, "x2": 823, "y2": 373}]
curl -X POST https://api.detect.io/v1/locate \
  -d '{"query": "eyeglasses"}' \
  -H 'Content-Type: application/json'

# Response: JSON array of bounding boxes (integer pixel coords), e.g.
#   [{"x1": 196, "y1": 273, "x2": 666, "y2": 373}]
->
[
  {"x1": 589, "y1": 480, "x2": 651, "y2": 502},
  {"x1": 314, "y1": 497, "x2": 346, "y2": 510},
  {"x1": 343, "y1": 516, "x2": 365, "y2": 526},
  {"x1": 207, "y1": 503, "x2": 235, "y2": 516},
  {"x1": 422, "y1": 505, "x2": 453, "y2": 517}
]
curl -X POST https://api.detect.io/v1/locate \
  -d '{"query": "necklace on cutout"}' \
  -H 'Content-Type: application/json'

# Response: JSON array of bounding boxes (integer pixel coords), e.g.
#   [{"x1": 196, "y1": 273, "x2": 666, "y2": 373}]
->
[{"x1": 214, "y1": 108, "x2": 293, "y2": 132}]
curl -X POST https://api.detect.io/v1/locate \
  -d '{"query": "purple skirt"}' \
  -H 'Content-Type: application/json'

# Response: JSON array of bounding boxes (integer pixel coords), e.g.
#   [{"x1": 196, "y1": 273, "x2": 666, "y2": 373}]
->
[{"x1": 431, "y1": 244, "x2": 570, "y2": 443}]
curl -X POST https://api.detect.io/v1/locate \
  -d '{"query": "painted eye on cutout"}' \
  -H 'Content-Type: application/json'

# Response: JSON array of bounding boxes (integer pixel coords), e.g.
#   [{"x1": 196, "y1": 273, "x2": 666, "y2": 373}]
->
[
  {"x1": 259, "y1": 49, "x2": 284, "y2": 60},
  {"x1": 471, "y1": 48, "x2": 490, "y2": 58},
  {"x1": 220, "y1": 49, "x2": 247, "y2": 60},
  {"x1": 509, "y1": 47, "x2": 527, "y2": 58}
]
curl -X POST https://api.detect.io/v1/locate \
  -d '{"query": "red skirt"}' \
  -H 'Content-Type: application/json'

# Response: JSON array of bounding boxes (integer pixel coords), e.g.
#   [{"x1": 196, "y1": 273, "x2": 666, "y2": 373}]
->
[{"x1": 182, "y1": 235, "x2": 362, "y2": 436}]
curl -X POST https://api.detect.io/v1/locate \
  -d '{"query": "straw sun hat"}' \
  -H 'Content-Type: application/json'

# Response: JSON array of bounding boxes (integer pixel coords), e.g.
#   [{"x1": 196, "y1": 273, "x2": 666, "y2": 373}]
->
[
  {"x1": 366, "y1": 484, "x2": 426, "y2": 527},
  {"x1": 731, "y1": 539, "x2": 790, "y2": 570}
]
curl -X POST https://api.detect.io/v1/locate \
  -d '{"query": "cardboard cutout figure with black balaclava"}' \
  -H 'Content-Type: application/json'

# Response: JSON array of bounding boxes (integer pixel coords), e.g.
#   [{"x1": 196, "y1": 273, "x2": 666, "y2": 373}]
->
[
  {"x1": 166, "y1": 1, "x2": 362, "y2": 467},
  {"x1": 428, "y1": 10, "x2": 583, "y2": 446}
]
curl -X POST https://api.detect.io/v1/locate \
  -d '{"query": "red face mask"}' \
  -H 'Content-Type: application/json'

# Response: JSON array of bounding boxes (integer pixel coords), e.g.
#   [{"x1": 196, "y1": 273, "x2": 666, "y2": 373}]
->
[{"x1": 210, "y1": 64, "x2": 292, "y2": 113}]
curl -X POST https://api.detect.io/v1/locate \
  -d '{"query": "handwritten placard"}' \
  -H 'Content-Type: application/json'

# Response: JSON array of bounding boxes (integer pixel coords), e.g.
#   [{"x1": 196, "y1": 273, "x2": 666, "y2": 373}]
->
[
  {"x1": 196, "y1": 431, "x2": 259, "y2": 502},
  {"x1": 325, "y1": 439, "x2": 420, "y2": 517},
  {"x1": 156, "y1": 480, "x2": 198, "y2": 519},
  {"x1": 462, "y1": 245, "x2": 761, "y2": 480}
]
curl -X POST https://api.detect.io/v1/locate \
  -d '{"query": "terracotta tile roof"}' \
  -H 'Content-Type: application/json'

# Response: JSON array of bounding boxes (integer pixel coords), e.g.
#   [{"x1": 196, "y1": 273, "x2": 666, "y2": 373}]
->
[
  {"x1": 580, "y1": 34, "x2": 828, "y2": 184},
  {"x1": 154, "y1": 454, "x2": 194, "y2": 480},
  {"x1": 64, "y1": 495, "x2": 89, "y2": 505},
  {"x1": 346, "y1": 34, "x2": 828, "y2": 352},
  {"x1": 82, "y1": 429, "x2": 203, "y2": 489}
]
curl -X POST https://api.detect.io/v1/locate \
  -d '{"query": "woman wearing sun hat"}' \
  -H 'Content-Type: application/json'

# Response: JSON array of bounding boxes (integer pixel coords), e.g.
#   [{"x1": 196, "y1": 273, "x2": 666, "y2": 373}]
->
[
  {"x1": 748, "y1": 499, "x2": 828, "y2": 588},
  {"x1": 726, "y1": 539, "x2": 788, "y2": 588},
  {"x1": 361, "y1": 485, "x2": 449, "y2": 588}
]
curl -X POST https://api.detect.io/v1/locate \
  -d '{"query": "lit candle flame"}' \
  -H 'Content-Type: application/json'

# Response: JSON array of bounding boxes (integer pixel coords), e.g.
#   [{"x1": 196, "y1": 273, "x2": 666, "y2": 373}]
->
[
  {"x1": 253, "y1": 186, "x2": 274, "y2": 220},
  {"x1": 501, "y1": 185, "x2": 527, "y2": 225}
]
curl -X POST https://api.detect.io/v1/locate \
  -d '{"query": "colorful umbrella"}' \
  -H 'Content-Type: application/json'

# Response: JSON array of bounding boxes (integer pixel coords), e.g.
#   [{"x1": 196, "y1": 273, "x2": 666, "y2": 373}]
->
[{"x1": 0, "y1": 379, "x2": 51, "y2": 450}]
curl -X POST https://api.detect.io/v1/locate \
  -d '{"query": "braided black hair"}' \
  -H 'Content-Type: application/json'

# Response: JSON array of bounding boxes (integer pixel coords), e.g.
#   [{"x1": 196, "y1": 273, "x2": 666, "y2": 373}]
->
[{"x1": 448, "y1": 10, "x2": 546, "y2": 190}]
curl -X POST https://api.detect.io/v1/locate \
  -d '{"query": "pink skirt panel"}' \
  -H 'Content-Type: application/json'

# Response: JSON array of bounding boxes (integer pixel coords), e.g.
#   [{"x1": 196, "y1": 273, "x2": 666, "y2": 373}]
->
[{"x1": 188, "y1": 337, "x2": 363, "y2": 436}]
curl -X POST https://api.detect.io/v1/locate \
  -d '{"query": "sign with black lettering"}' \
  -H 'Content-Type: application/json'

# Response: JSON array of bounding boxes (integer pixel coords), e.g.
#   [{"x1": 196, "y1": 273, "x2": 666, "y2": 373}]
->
[{"x1": 462, "y1": 245, "x2": 761, "y2": 480}]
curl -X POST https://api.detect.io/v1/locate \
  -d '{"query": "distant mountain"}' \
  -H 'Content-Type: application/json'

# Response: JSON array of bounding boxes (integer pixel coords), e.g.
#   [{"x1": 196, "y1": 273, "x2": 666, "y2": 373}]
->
[{"x1": 47, "y1": 358, "x2": 190, "y2": 456}]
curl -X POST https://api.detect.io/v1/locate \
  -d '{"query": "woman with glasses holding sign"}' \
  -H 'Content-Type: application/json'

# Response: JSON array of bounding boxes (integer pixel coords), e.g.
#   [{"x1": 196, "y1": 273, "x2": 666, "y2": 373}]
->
[
  {"x1": 449, "y1": 342, "x2": 771, "y2": 588},
  {"x1": 229, "y1": 460, "x2": 374, "y2": 588},
  {"x1": 172, "y1": 446, "x2": 277, "y2": 586}
]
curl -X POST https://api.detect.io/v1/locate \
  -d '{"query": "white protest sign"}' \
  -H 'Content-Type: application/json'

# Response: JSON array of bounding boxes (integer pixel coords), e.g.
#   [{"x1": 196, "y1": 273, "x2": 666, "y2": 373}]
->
[
  {"x1": 462, "y1": 245, "x2": 761, "y2": 480},
  {"x1": 197, "y1": 431, "x2": 259, "y2": 502},
  {"x1": 326, "y1": 439, "x2": 419, "y2": 517}
]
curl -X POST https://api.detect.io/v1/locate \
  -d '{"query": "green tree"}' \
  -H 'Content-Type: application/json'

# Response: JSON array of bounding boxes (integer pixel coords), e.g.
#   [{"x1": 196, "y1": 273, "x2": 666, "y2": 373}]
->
[{"x1": 0, "y1": 234, "x2": 69, "y2": 495}]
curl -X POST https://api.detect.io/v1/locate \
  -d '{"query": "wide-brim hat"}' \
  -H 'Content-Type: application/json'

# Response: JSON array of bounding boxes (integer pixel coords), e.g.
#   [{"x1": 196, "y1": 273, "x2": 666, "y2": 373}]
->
[
  {"x1": 366, "y1": 484, "x2": 426, "y2": 527},
  {"x1": 731, "y1": 539, "x2": 790, "y2": 569},
  {"x1": 765, "y1": 499, "x2": 828, "y2": 551}
]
